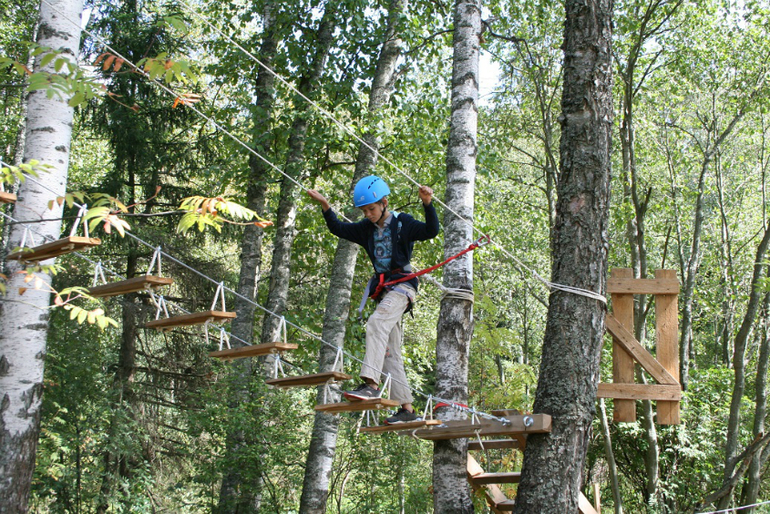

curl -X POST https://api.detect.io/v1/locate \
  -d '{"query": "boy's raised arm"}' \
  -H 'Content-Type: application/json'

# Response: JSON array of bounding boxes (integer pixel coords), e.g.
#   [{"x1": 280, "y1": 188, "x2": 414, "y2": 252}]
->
[{"x1": 307, "y1": 189, "x2": 331, "y2": 212}]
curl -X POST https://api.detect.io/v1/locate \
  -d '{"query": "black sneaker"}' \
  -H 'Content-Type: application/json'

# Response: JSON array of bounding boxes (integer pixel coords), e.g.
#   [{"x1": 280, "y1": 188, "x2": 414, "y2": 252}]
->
[
  {"x1": 385, "y1": 408, "x2": 420, "y2": 425},
  {"x1": 343, "y1": 383, "x2": 380, "y2": 401}
]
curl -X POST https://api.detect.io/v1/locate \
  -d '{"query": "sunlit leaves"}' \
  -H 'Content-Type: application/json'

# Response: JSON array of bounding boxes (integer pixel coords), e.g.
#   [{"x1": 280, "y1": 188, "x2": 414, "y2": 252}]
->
[{"x1": 177, "y1": 195, "x2": 274, "y2": 233}]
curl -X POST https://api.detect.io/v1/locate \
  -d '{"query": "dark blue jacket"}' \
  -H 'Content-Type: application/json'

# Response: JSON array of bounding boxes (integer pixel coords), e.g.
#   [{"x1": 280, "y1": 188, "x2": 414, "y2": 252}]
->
[{"x1": 321, "y1": 203, "x2": 440, "y2": 291}]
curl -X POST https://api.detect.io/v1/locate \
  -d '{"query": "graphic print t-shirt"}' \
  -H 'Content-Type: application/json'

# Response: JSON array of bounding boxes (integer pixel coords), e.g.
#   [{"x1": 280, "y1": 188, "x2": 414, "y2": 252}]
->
[{"x1": 373, "y1": 221, "x2": 392, "y2": 274}]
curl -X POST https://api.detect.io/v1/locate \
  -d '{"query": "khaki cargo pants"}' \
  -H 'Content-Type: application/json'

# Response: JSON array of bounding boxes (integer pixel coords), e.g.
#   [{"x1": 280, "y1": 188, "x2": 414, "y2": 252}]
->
[{"x1": 360, "y1": 285, "x2": 415, "y2": 404}]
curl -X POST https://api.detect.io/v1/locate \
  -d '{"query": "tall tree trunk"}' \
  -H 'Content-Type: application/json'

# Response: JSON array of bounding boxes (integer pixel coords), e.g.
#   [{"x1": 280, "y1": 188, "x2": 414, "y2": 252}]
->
[
  {"x1": 716, "y1": 223, "x2": 770, "y2": 510},
  {"x1": 299, "y1": 1, "x2": 405, "y2": 510},
  {"x1": 742, "y1": 291, "x2": 770, "y2": 511},
  {"x1": 599, "y1": 399, "x2": 623, "y2": 514},
  {"x1": 513, "y1": 0, "x2": 613, "y2": 510},
  {"x1": 259, "y1": 5, "x2": 337, "y2": 345},
  {"x1": 218, "y1": 3, "x2": 280, "y2": 511},
  {"x1": 0, "y1": 0, "x2": 83, "y2": 510},
  {"x1": 432, "y1": 0, "x2": 480, "y2": 511}
]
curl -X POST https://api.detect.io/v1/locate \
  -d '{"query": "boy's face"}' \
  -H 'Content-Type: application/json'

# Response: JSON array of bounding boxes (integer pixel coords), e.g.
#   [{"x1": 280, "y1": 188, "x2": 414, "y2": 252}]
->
[{"x1": 360, "y1": 200, "x2": 387, "y2": 225}]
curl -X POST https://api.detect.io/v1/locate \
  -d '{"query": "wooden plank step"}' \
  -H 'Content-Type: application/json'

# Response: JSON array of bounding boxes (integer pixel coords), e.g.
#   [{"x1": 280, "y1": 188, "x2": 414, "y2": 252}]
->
[
  {"x1": 265, "y1": 371, "x2": 351, "y2": 388},
  {"x1": 359, "y1": 419, "x2": 442, "y2": 434},
  {"x1": 88, "y1": 275, "x2": 174, "y2": 298},
  {"x1": 470, "y1": 472, "x2": 521, "y2": 485},
  {"x1": 597, "y1": 382, "x2": 682, "y2": 401},
  {"x1": 467, "y1": 454, "x2": 509, "y2": 511},
  {"x1": 468, "y1": 439, "x2": 520, "y2": 451},
  {"x1": 145, "y1": 310, "x2": 236, "y2": 330},
  {"x1": 314, "y1": 398, "x2": 399, "y2": 414},
  {"x1": 495, "y1": 500, "x2": 515, "y2": 511},
  {"x1": 412, "y1": 414, "x2": 551, "y2": 441},
  {"x1": 0, "y1": 192, "x2": 17, "y2": 204},
  {"x1": 607, "y1": 276, "x2": 679, "y2": 295},
  {"x1": 209, "y1": 341, "x2": 297, "y2": 360},
  {"x1": 7, "y1": 236, "x2": 102, "y2": 262}
]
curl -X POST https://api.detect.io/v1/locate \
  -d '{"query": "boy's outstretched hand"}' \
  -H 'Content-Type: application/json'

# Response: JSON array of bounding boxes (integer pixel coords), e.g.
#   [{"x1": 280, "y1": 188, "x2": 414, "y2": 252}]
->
[
  {"x1": 307, "y1": 189, "x2": 330, "y2": 212},
  {"x1": 418, "y1": 185, "x2": 433, "y2": 205}
]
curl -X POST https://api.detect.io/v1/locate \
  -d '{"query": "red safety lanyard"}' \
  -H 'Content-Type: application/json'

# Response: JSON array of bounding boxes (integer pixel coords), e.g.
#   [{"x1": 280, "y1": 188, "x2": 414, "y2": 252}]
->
[{"x1": 370, "y1": 235, "x2": 490, "y2": 300}]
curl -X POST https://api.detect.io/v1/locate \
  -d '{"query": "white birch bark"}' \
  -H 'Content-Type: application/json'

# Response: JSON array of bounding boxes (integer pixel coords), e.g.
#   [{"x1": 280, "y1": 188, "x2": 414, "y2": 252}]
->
[
  {"x1": 0, "y1": 0, "x2": 83, "y2": 509},
  {"x1": 432, "y1": 0, "x2": 479, "y2": 511},
  {"x1": 299, "y1": 1, "x2": 406, "y2": 511}
]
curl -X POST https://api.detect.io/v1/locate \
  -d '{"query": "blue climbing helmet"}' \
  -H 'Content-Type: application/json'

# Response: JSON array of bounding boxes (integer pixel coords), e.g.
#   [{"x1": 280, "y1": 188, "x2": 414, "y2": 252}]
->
[{"x1": 353, "y1": 175, "x2": 390, "y2": 207}]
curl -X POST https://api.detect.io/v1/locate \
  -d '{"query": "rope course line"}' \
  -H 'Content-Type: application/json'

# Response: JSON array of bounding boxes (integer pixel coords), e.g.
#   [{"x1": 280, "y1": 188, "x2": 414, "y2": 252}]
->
[
  {"x1": 3, "y1": 169, "x2": 510, "y2": 427},
  {"x1": 177, "y1": 0, "x2": 606, "y2": 305},
  {"x1": 695, "y1": 499, "x2": 770, "y2": 514}
]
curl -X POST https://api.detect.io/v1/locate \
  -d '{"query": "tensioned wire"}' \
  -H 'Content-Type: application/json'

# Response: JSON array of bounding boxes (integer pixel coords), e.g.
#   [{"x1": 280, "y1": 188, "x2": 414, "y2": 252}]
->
[
  {"x1": 3, "y1": 165, "x2": 510, "y2": 426},
  {"x1": 176, "y1": 0, "x2": 606, "y2": 305}
]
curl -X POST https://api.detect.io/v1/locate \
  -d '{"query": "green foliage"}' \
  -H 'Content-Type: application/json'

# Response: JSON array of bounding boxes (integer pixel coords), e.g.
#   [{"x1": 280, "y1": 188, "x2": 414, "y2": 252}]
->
[{"x1": 177, "y1": 195, "x2": 274, "y2": 233}]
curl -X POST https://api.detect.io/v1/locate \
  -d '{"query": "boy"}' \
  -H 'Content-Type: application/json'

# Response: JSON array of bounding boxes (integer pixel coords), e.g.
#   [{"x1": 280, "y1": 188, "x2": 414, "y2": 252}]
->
[{"x1": 307, "y1": 175, "x2": 439, "y2": 424}]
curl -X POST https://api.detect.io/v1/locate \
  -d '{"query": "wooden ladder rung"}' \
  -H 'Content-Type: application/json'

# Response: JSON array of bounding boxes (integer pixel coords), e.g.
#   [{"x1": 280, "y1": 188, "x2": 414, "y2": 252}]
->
[
  {"x1": 470, "y1": 472, "x2": 521, "y2": 485},
  {"x1": 88, "y1": 275, "x2": 174, "y2": 298},
  {"x1": 145, "y1": 310, "x2": 236, "y2": 330},
  {"x1": 7, "y1": 236, "x2": 102, "y2": 262},
  {"x1": 359, "y1": 419, "x2": 442, "y2": 433},
  {"x1": 314, "y1": 398, "x2": 400, "y2": 414},
  {"x1": 495, "y1": 500, "x2": 515, "y2": 511},
  {"x1": 0, "y1": 192, "x2": 17, "y2": 204},
  {"x1": 467, "y1": 438, "x2": 521, "y2": 451},
  {"x1": 265, "y1": 371, "x2": 351, "y2": 388},
  {"x1": 209, "y1": 341, "x2": 297, "y2": 360}
]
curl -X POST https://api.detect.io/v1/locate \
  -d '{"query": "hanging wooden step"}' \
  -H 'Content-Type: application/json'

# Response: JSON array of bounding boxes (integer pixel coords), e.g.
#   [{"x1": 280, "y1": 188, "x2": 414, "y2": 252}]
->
[
  {"x1": 314, "y1": 398, "x2": 399, "y2": 414},
  {"x1": 467, "y1": 438, "x2": 521, "y2": 451},
  {"x1": 0, "y1": 192, "x2": 17, "y2": 204},
  {"x1": 146, "y1": 310, "x2": 236, "y2": 331},
  {"x1": 469, "y1": 472, "x2": 522, "y2": 485},
  {"x1": 265, "y1": 371, "x2": 352, "y2": 388},
  {"x1": 88, "y1": 275, "x2": 174, "y2": 298},
  {"x1": 209, "y1": 341, "x2": 297, "y2": 360},
  {"x1": 7, "y1": 236, "x2": 101, "y2": 262},
  {"x1": 412, "y1": 414, "x2": 551, "y2": 441},
  {"x1": 359, "y1": 419, "x2": 442, "y2": 434}
]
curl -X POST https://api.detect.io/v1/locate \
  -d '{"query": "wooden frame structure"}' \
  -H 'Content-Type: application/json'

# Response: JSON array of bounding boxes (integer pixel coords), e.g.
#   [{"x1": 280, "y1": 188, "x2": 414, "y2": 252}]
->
[
  {"x1": 0, "y1": 191, "x2": 16, "y2": 204},
  {"x1": 598, "y1": 268, "x2": 681, "y2": 424}
]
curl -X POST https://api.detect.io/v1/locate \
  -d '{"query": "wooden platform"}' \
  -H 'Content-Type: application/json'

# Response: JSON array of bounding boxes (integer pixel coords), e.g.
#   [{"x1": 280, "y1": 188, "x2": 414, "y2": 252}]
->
[
  {"x1": 469, "y1": 472, "x2": 521, "y2": 485},
  {"x1": 145, "y1": 310, "x2": 236, "y2": 330},
  {"x1": 412, "y1": 414, "x2": 551, "y2": 441},
  {"x1": 7, "y1": 236, "x2": 101, "y2": 262},
  {"x1": 0, "y1": 192, "x2": 16, "y2": 204},
  {"x1": 359, "y1": 419, "x2": 442, "y2": 433},
  {"x1": 209, "y1": 341, "x2": 297, "y2": 360},
  {"x1": 265, "y1": 371, "x2": 351, "y2": 388},
  {"x1": 314, "y1": 398, "x2": 400, "y2": 414},
  {"x1": 467, "y1": 438, "x2": 520, "y2": 451},
  {"x1": 88, "y1": 275, "x2": 173, "y2": 298}
]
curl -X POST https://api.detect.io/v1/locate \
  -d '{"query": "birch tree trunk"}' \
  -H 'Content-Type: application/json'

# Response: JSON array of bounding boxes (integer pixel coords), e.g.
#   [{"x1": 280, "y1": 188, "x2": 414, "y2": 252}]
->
[
  {"x1": 299, "y1": 1, "x2": 405, "y2": 510},
  {"x1": 432, "y1": 0, "x2": 479, "y2": 511},
  {"x1": 0, "y1": 0, "x2": 83, "y2": 509},
  {"x1": 512, "y1": 0, "x2": 613, "y2": 510},
  {"x1": 218, "y1": 3, "x2": 279, "y2": 511}
]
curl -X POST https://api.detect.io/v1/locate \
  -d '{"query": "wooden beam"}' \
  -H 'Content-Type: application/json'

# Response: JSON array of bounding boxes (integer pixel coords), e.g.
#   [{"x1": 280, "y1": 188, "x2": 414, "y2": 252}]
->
[
  {"x1": 597, "y1": 383, "x2": 682, "y2": 401},
  {"x1": 265, "y1": 371, "x2": 351, "y2": 388},
  {"x1": 412, "y1": 414, "x2": 551, "y2": 441},
  {"x1": 467, "y1": 454, "x2": 510, "y2": 513},
  {"x1": 145, "y1": 310, "x2": 236, "y2": 330},
  {"x1": 209, "y1": 341, "x2": 296, "y2": 360},
  {"x1": 469, "y1": 472, "x2": 521, "y2": 485},
  {"x1": 610, "y1": 268, "x2": 636, "y2": 422},
  {"x1": 579, "y1": 492, "x2": 599, "y2": 514},
  {"x1": 656, "y1": 269, "x2": 681, "y2": 424},
  {"x1": 359, "y1": 419, "x2": 442, "y2": 433},
  {"x1": 7, "y1": 236, "x2": 101, "y2": 262},
  {"x1": 0, "y1": 192, "x2": 17, "y2": 204},
  {"x1": 88, "y1": 275, "x2": 173, "y2": 298},
  {"x1": 314, "y1": 398, "x2": 399, "y2": 413},
  {"x1": 605, "y1": 313, "x2": 679, "y2": 385},
  {"x1": 607, "y1": 277, "x2": 680, "y2": 294}
]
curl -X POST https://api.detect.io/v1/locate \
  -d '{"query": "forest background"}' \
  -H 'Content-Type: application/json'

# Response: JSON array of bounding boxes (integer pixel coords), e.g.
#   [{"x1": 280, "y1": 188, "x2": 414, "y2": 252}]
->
[{"x1": 1, "y1": 0, "x2": 770, "y2": 512}]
